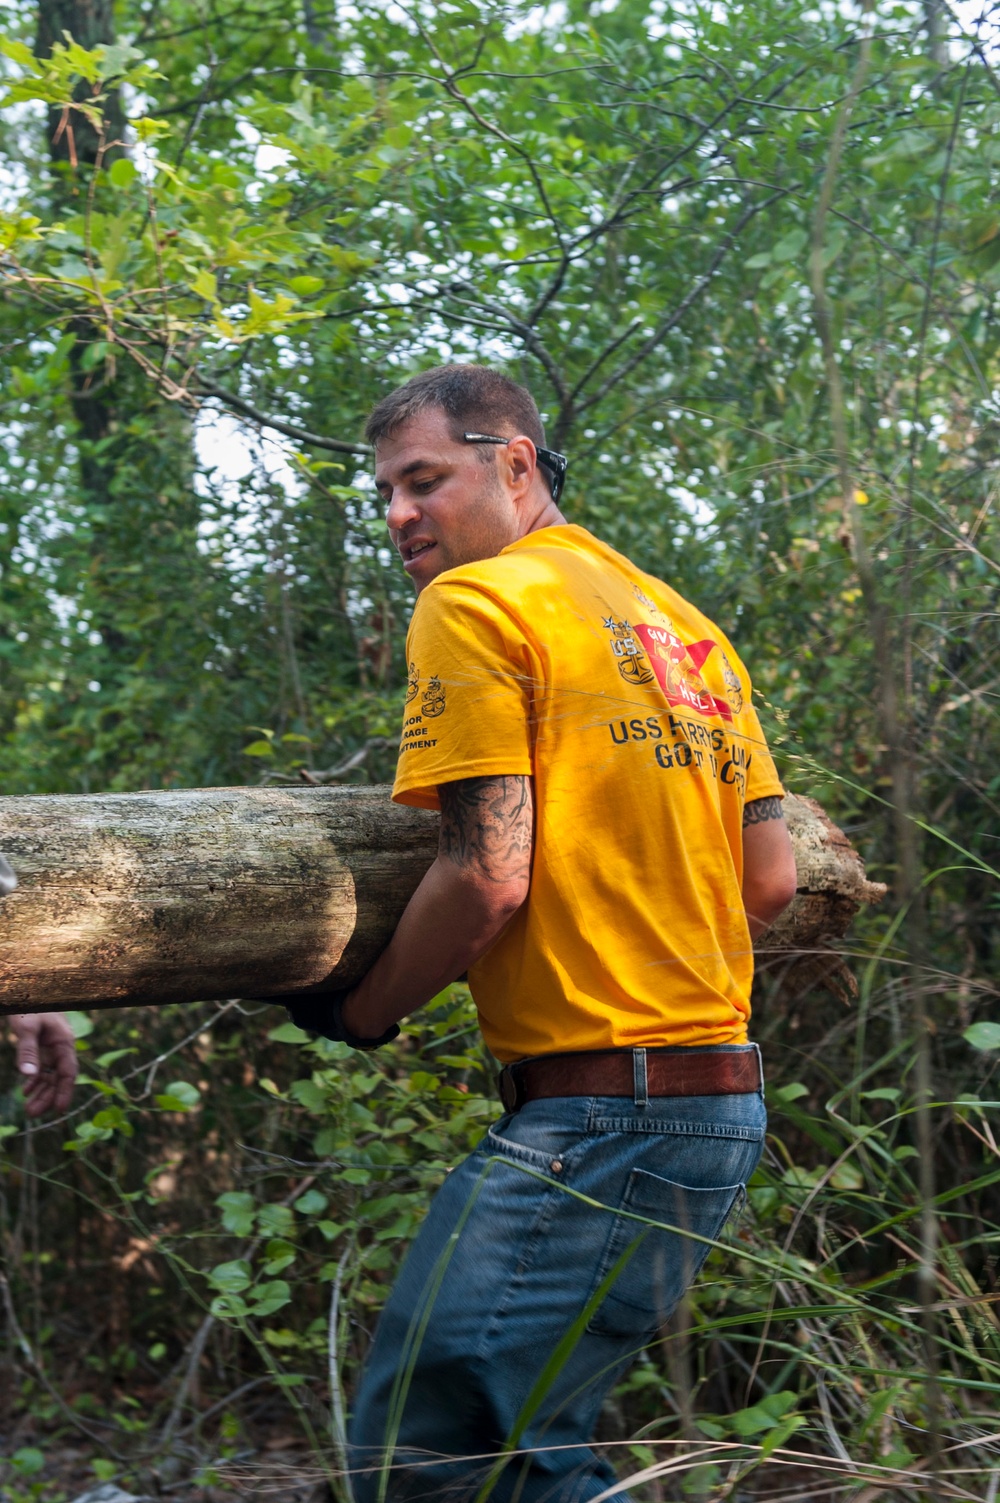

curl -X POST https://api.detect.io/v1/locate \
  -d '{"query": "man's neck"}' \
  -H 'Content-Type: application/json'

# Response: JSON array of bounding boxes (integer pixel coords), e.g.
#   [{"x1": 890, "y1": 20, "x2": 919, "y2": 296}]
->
[{"x1": 517, "y1": 495, "x2": 568, "y2": 540}]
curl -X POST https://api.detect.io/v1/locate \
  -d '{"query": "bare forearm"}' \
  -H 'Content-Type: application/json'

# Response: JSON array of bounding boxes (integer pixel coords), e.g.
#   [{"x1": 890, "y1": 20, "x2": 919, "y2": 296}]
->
[
  {"x1": 342, "y1": 857, "x2": 521, "y2": 1037},
  {"x1": 341, "y1": 774, "x2": 534, "y2": 1040},
  {"x1": 742, "y1": 796, "x2": 797, "y2": 941}
]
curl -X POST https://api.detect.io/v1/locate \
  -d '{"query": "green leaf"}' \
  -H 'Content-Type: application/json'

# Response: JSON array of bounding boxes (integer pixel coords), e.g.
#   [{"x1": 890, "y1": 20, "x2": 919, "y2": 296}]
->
[
  {"x1": 100, "y1": 41, "x2": 145, "y2": 79},
  {"x1": 289, "y1": 275, "x2": 324, "y2": 295},
  {"x1": 108, "y1": 157, "x2": 138, "y2": 189},
  {"x1": 92, "y1": 1105, "x2": 134, "y2": 1137},
  {"x1": 242, "y1": 739, "x2": 275, "y2": 756},
  {"x1": 208, "y1": 1259, "x2": 252, "y2": 1293},
  {"x1": 0, "y1": 39, "x2": 40, "y2": 72},
  {"x1": 264, "y1": 1238, "x2": 297, "y2": 1273},
  {"x1": 257, "y1": 1202, "x2": 295, "y2": 1237},
  {"x1": 11, "y1": 1447, "x2": 45, "y2": 1476},
  {"x1": 290, "y1": 1078, "x2": 327, "y2": 1112},
  {"x1": 249, "y1": 1279, "x2": 291, "y2": 1316},
  {"x1": 821, "y1": 226, "x2": 847, "y2": 267},
  {"x1": 155, "y1": 1080, "x2": 201, "y2": 1110},
  {"x1": 772, "y1": 1082, "x2": 808, "y2": 1105},
  {"x1": 729, "y1": 1391, "x2": 798, "y2": 1437},
  {"x1": 133, "y1": 115, "x2": 171, "y2": 141},
  {"x1": 760, "y1": 1413, "x2": 806, "y2": 1457},
  {"x1": 190, "y1": 268, "x2": 218, "y2": 302},
  {"x1": 64, "y1": 1011, "x2": 94, "y2": 1039},
  {"x1": 96, "y1": 1047, "x2": 137, "y2": 1068},
  {"x1": 963, "y1": 1021, "x2": 1000, "y2": 1051},
  {"x1": 268, "y1": 1020, "x2": 310, "y2": 1043},
  {"x1": 771, "y1": 228, "x2": 808, "y2": 264},
  {"x1": 342, "y1": 1167, "x2": 371, "y2": 1185},
  {"x1": 264, "y1": 1326, "x2": 301, "y2": 1347},
  {"x1": 294, "y1": 1188, "x2": 328, "y2": 1215},
  {"x1": 210, "y1": 1292, "x2": 248, "y2": 1319},
  {"x1": 216, "y1": 1191, "x2": 256, "y2": 1236}
]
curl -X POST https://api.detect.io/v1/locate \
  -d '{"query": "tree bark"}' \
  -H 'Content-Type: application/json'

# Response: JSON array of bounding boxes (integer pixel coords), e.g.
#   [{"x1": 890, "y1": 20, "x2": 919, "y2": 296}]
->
[
  {"x1": 36, "y1": 0, "x2": 126, "y2": 169},
  {"x1": 0, "y1": 787, "x2": 884, "y2": 1015},
  {"x1": 754, "y1": 793, "x2": 887, "y2": 1002}
]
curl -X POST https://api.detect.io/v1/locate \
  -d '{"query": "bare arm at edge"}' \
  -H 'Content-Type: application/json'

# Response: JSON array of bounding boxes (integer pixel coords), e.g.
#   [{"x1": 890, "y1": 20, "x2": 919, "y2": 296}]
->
[
  {"x1": 341, "y1": 774, "x2": 533, "y2": 1039},
  {"x1": 741, "y1": 795, "x2": 797, "y2": 940}
]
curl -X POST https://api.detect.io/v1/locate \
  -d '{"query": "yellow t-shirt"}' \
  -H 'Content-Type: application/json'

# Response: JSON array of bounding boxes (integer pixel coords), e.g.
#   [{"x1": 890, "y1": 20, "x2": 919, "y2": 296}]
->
[{"x1": 392, "y1": 524, "x2": 783, "y2": 1063}]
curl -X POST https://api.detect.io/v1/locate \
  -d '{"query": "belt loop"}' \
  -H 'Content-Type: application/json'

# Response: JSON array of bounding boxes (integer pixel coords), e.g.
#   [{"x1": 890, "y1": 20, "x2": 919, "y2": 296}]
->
[
  {"x1": 498, "y1": 1065, "x2": 518, "y2": 1113},
  {"x1": 752, "y1": 1042, "x2": 765, "y2": 1102},
  {"x1": 632, "y1": 1048, "x2": 648, "y2": 1109}
]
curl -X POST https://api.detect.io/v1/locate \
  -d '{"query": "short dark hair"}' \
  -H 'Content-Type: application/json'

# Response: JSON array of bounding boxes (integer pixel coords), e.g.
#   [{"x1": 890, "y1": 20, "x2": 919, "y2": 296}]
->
[{"x1": 365, "y1": 364, "x2": 547, "y2": 452}]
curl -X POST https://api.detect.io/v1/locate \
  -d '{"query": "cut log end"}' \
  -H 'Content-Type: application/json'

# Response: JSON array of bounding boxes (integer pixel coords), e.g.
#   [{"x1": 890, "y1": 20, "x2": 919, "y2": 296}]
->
[{"x1": 755, "y1": 792, "x2": 888, "y2": 1003}]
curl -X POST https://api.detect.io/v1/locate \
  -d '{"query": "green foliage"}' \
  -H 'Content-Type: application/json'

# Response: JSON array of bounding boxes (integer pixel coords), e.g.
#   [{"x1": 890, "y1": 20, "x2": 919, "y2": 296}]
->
[{"x1": 1, "y1": 0, "x2": 1000, "y2": 1495}]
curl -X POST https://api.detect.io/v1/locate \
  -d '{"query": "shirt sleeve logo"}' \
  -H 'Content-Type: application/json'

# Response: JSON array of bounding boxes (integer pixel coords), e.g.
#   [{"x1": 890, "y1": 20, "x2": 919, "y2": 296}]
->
[
  {"x1": 421, "y1": 675, "x2": 447, "y2": 718},
  {"x1": 405, "y1": 662, "x2": 420, "y2": 704}
]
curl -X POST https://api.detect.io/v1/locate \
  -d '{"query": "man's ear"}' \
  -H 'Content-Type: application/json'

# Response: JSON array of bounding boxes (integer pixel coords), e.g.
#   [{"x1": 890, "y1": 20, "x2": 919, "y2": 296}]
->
[{"x1": 503, "y1": 435, "x2": 538, "y2": 501}]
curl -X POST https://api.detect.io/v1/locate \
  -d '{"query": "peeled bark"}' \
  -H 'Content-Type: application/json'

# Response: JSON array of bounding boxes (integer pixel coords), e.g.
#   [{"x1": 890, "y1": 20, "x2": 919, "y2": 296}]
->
[
  {"x1": 0, "y1": 786, "x2": 884, "y2": 1015},
  {"x1": 755, "y1": 793, "x2": 888, "y2": 1002}
]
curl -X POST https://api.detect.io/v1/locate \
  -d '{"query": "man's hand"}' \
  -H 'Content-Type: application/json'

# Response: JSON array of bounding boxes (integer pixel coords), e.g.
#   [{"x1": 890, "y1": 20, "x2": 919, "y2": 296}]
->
[
  {"x1": 9, "y1": 1013, "x2": 79, "y2": 1118},
  {"x1": 285, "y1": 986, "x2": 399, "y2": 1049}
]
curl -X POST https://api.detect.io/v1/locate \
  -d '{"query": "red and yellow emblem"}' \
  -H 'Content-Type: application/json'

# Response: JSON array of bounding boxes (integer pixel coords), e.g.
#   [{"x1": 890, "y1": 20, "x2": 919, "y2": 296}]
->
[{"x1": 632, "y1": 625, "x2": 733, "y2": 722}]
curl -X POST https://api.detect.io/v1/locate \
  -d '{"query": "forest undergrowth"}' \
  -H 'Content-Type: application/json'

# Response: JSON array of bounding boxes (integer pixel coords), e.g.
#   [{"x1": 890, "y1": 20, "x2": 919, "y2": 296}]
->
[{"x1": 2, "y1": 943, "x2": 1000, "y2": 1502}]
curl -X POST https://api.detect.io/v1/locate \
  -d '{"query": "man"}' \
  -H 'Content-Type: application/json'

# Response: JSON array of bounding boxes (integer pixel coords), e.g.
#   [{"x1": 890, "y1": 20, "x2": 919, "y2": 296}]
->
[
  {"x1": 1, "y1": 854, "x2": 78, "y2": 1117},
  {"x1": 288, "y1": 365, "x2": 796, "y2": 1501}
]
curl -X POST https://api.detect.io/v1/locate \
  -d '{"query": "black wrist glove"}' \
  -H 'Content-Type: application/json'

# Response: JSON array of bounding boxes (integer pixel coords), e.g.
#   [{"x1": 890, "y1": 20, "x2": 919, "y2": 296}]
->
[{"x1": 283, "y1": 987, "x2": 400, "y2": 1051}]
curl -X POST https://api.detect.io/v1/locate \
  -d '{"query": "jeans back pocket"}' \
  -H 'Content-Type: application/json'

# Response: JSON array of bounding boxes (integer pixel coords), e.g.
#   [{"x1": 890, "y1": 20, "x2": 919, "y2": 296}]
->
[{"x1": 586, "y1": 1168, "x2": 744, "y2": 1340}]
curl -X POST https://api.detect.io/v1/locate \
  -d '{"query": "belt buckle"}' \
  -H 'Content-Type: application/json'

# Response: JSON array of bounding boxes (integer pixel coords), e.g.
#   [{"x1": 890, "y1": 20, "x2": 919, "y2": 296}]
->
[{"x1": 498, "y1": 1065, "x2": 522, "y2": 1112}]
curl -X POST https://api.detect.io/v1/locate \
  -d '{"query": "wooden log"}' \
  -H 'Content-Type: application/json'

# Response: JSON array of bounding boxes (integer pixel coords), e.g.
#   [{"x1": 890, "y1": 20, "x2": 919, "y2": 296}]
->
[
  {"x1": 0, "y1": 786, "x2": 885, "y2": 1015},
  {"x1": 0, "y1": 787, "x2": 438, "y2": 1013},
  {"x1": 755, "y1": 793, "x2": 888, "y2": 1001}
]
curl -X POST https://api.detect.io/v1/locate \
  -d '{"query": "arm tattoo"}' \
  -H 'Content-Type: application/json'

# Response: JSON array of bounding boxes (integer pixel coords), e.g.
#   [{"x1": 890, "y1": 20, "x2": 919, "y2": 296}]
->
[
  {"x1": 438, "y1": 775, "x2": 533, "y2": 884},
  {"x1": 743, "y1": 795, "x2": 785, "y2": 828}
]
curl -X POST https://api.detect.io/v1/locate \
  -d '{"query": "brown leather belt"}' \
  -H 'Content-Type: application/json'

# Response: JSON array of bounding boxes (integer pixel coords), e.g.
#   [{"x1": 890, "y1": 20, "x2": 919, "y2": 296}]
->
[{"x1": 497, "y1": 1046, "x2": 762, "y2": 1112}]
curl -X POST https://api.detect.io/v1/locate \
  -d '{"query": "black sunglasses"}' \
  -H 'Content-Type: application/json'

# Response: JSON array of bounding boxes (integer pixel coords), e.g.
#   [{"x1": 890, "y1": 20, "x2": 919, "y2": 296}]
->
[{"x1": 463, "y1": 432, "x2": 568, "y2": 504}]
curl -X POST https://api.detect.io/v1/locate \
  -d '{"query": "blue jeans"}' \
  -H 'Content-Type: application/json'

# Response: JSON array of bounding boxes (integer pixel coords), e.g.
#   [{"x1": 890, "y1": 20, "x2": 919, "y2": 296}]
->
[{"x1": 348, "y1": 1047, "x2": 766, "y2": 1503}]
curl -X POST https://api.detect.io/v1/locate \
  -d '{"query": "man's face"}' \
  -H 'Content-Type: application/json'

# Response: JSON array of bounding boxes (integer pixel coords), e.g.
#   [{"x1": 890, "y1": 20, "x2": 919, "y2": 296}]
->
[{"x1": 375, "y1": 407, "x2": 519, "y2": 592}]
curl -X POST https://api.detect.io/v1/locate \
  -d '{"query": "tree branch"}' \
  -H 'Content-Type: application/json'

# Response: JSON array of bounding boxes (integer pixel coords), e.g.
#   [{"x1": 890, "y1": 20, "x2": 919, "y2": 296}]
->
[
  {"x1": 574, "y1": 191, "x2": 787, "y2": 426},
  {"x1": 194, "y1": 376, "x2": 368, "y2": 456}
]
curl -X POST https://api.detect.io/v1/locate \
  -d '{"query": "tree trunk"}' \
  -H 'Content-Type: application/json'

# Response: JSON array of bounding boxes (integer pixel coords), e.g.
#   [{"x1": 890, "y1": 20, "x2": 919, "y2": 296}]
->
[
  {"x1": 0, "y1": 787, "x2": 884, "y2": 1015},
  {"x1": 36, "y1": 0, "x2": 126, "y2": 169}
]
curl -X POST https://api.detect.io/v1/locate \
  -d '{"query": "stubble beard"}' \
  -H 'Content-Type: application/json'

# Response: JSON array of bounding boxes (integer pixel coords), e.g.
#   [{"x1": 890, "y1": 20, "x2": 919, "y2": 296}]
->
[{"x1": 438, "y1": 464, "x2": 517, "y2": 577}]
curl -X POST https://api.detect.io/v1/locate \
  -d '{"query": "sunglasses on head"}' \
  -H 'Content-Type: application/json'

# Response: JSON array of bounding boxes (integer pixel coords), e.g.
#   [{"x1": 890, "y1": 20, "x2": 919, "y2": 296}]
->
[{"x1": 463, "y1": 432, "x2": 568, "y2": 505}]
